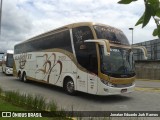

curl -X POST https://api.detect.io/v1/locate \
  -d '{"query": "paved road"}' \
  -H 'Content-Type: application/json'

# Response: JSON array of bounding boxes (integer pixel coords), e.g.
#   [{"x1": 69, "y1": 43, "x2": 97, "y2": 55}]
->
[
  {"x1": 0, "y1": 71, "x2": 160, "y2": 112},
  {"x1": 136, "y1": 80, "x2": 160, "y2": 88}
]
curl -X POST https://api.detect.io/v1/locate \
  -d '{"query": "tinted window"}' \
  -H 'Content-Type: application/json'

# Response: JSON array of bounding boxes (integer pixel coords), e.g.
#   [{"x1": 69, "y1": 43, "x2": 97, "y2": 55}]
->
[
  {"x1": 15, "y1": 30, "x2": 72, "y2": 54},
  {"x1": 6, "y1": 54, "x2": 13, "y2": 68},
  {"x1": 94, "y1": 25, "x2": 129, "y2": 45},
  {"x1": 73, "y1": 26, "x2": 98, "y2": 74}
]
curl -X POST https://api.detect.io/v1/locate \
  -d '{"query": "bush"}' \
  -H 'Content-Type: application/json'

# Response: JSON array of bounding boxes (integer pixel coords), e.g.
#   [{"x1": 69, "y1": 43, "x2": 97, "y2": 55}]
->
[
  {"x1": 32, "y1": 94, "x2": 46, "y2": 110},
  {"x1": 0, "y1": 87, "x2": 2, "y2": 96},
  {"x1": 49, "y1": 100, "x2": 57, "y2": 111}
]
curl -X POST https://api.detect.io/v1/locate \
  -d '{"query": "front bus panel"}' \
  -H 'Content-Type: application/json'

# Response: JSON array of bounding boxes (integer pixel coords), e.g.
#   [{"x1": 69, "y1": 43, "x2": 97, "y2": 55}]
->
[{"x1": 94, "y1": 25, "x2": 135, "y2": 95}]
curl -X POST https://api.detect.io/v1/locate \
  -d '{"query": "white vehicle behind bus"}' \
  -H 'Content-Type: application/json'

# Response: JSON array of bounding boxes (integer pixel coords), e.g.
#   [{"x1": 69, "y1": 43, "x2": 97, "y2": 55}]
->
[{"x1": 2, "y1": 50, "x2": 14, "y2": 75}]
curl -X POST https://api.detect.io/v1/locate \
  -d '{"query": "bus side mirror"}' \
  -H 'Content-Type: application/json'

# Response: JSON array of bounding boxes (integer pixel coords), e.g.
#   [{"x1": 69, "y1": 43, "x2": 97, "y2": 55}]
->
[
  {"x1": 84, "y1": 39, "x2": 110, "y2": 56},
  {"x1": 104, "y1": 40, "x2": 110, "y2": 56},
  {"x1": 99, "y1": 40, "x2": 110, "y2": 56},
  {"x1": 131, "y1": 45, "x2": 148, "y2": 60}
]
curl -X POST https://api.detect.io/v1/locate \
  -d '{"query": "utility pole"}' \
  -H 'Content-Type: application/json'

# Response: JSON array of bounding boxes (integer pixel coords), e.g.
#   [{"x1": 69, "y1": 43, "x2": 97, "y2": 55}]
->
[
  {"x1": 129, "y1": 28, "x2": 134, "y2": 45},
  {"x1": 0, "y1": 0, "x2": 3, "y2": 36}
]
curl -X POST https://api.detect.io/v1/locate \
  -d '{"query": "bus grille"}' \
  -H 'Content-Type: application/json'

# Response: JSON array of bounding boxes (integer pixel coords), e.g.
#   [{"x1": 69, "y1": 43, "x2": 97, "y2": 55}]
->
[{"x1": 113, "y1": 83, "x2": 133, "y2": 88}]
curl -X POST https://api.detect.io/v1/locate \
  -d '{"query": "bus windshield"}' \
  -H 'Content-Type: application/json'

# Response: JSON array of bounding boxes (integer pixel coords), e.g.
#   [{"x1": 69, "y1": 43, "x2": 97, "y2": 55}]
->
[
  {"x1": 94, "y1": 25, "x2": 129, "y2": 45},
  {"x1": 99, "y1": 46, "x2": 135, "y2": 78},
  {"x1": 0, "y1": 53, "x2": 3, "y2": 60},
  {"x1": 7, "y1": 54, "x2": 14, "y2": 68}
]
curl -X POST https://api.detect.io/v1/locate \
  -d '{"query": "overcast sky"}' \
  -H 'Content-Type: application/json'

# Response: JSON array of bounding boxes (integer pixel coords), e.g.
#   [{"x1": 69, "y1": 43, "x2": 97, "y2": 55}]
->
[{"x1": 0, "y1": 0, "x2": 158, "y2": 51}]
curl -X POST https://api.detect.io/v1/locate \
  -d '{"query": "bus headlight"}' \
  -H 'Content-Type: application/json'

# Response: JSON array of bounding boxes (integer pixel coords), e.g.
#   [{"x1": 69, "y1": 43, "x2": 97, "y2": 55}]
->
[{"x1": 100, "y1": 79, "x2": 114, "y2": 87}]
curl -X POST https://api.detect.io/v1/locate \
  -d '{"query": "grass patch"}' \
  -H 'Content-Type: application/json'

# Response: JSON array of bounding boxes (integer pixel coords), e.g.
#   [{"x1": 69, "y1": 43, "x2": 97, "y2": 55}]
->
[
  {"x1": 0, "y1": 87, "x2": 2, "y2": 95},
  {"x1": 0, "y1": 86, "x2": 149, "y2": 120},
  {"x1": 0, "y1": 86, "x2": 71, "y2": 120},
  {"x1": 0, "y1": 98, "x2": 25, "y2": 111}
]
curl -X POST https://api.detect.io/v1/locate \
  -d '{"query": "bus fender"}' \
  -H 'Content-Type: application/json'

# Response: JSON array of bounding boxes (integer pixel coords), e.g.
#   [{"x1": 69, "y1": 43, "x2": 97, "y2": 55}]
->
[{"x1": 62, "y1": 73, "x2": 77, "y2": 91}]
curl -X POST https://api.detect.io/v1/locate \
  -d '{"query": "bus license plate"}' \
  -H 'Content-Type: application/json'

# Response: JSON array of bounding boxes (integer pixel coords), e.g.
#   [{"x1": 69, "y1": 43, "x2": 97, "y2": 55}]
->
[{"x1": 121, "y1": 89, "x2": 127, "y2": 93}]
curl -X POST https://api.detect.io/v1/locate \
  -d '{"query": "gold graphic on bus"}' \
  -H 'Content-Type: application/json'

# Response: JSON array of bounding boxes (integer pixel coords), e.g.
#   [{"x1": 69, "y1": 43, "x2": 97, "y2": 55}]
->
[
  {"x1": 36, "y1": 53, "x2": 62, "y2": 84},
  {"x1": 19, "y1": 54, "x2": 27, "y2": 69}
]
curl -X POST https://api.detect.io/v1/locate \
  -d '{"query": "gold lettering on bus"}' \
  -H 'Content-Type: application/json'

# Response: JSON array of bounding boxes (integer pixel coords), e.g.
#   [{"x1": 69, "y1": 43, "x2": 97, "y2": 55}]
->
[
  {"x1": 19, "y1": 53, "x2": 27, "y2": 69},
  {"x1": 16, "y1": 53, "x2": 32, "y2": 69}
]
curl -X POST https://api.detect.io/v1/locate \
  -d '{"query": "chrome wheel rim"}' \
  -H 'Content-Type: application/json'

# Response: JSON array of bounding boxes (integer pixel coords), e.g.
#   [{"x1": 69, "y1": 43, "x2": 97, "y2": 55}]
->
[{"x1": 66, "y1": 81, "x2": 74, "y2": 93}]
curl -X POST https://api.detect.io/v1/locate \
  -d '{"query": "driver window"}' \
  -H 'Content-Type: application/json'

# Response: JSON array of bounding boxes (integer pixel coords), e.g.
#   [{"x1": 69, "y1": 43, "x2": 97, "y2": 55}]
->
[{"x1": 72, "y1": 26, "x2": 98, "y2": 74}]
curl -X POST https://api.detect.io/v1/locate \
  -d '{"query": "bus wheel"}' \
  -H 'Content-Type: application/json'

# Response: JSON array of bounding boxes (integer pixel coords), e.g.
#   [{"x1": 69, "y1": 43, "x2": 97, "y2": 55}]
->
[
  {"x1": 18, "y1": 72, "x2": 22, "y2": 81},
  {"x1": 22, "y1": 72, "x2": 27, "y2": 83},
  {"x1": 64, "y1": 78, "x2": 76, "y2": 95}
]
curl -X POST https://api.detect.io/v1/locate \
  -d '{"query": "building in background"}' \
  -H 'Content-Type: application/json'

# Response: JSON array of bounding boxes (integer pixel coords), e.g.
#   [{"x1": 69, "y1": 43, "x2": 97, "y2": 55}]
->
[
  {"x1": 133, "y1": 39, "x2": 160, "y2": 61},
  {"x1": 134, "y1": 39, "x2": 160, "y2": 80}
]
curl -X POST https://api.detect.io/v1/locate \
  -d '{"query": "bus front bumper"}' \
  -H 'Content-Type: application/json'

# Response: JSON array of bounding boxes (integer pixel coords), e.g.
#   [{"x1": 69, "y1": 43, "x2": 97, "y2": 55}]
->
[
  {"x1": 97, "y1": 81, "x2": 135, "y2": 95},
  {"x1": 5, "y1": 67, "x2": 13, "y2": 75}
]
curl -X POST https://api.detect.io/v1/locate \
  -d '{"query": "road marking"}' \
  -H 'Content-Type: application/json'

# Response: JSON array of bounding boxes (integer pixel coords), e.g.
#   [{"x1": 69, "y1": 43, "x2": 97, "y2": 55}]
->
[
  {"x1": 136, "y1": 79, "x2": 160, "y2": 82},
  {"x1": 135, "y1": 87, "x2": 160, "y2": 92}
]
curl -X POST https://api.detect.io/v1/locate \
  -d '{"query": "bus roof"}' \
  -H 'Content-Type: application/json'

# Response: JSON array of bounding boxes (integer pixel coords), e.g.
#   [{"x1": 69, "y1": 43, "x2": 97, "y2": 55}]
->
[{"x1": 16, "y1": 22, "x2": 122, "y2": 45}]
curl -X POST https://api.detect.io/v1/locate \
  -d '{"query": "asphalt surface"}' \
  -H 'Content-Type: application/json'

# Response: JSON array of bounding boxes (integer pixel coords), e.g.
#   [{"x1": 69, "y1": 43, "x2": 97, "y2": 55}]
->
[
  {"x1": 0, "y1": 70, "x2": 160, "y2": 112},
  {"x1": 1, "y1": 68, "x2": 160, "y2": 120}
]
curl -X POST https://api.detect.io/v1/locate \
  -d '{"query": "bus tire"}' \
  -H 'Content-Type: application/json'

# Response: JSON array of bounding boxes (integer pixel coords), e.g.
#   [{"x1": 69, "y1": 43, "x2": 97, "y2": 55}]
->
[
  {"x1": 64, "y1": 77, "x2": 76, "y2": 95},
  {"x1": 2, "y1": 67, "x2": 4, "y2": 73},
  {"x1": 18, "y1": 72, "x2": 22, "y2": 81},
  {"x1": 22, "y1": 72, "x2": 28, "y2": 83}
]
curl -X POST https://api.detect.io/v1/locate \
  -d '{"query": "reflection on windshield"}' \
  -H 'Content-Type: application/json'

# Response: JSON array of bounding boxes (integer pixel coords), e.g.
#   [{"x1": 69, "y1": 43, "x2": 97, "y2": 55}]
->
[
  {"x1": 94, "y1": 25, "x2": 129, "y2": 45},
  {"x1": 99, "y1": 46, "x2": 135, "y2": 77},
  {"x1": 0, "y1": 54, "x2": 3, "y2": 60}
]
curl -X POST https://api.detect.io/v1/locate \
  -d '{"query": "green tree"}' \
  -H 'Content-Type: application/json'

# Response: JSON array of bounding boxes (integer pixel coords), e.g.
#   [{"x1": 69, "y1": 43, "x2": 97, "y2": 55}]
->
[{"x1": 118, "y1": 0, "x2": 160, "y2": 38}]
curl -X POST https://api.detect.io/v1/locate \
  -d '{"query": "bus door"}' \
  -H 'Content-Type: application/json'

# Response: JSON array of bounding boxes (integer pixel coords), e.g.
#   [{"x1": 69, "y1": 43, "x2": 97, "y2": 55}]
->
[
  {"x1": 76, "y1": 64, "x2": 98, "y2": 94},
  {"x1": 72, "y1": 26, "x2": 96, "y2": 93},
  {"x1": 88, "y1": 73, "x2": 97, "y2": 94},
  {"x1": 76, "y1": 67, "x2": 88, "y2": 92},
  {"x1": 87, "y1": 53, "x2": 98, "y2": 94},
  {"x1": 36, "y1": 56, "x2": 45, "y2": 80}
]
